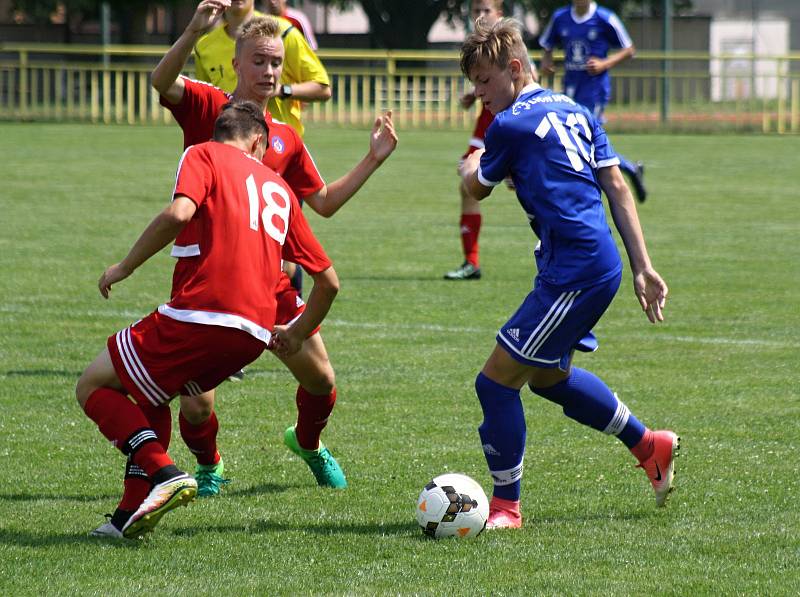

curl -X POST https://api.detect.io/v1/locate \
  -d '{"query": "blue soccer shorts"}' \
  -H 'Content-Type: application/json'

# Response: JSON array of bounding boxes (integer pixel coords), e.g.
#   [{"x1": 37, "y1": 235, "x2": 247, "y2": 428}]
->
[{"x1": 496, "y1": 271, "x2": 622, "y2": 371}]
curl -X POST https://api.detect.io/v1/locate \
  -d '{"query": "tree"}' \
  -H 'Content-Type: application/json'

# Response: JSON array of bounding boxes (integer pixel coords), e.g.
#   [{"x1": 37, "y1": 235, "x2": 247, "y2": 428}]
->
[
  {"x1": 316, "y1": 0, "x2": 691, "y2": 49},
  {"x1": 12, "y1": 0, "x2": 196, "y2": 44}
]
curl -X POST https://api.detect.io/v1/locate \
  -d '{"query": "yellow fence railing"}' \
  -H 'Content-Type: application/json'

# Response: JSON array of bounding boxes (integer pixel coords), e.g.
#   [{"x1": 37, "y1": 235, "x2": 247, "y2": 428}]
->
[{"x1": 1, "y1": 44, "x2": 799, "y2": 133}]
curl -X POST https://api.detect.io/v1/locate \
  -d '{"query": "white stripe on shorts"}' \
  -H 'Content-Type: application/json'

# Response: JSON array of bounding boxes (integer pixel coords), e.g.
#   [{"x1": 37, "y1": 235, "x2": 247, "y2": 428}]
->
[
  {"x1": 115, "y1": 327, "x2": 170, "y2": 406},
  {"x1": 184, "y1": 380, "x2": 203, "y2": 397},
  {"x1": 520, "y1": 290, "x2": 580, "y2": 358}
]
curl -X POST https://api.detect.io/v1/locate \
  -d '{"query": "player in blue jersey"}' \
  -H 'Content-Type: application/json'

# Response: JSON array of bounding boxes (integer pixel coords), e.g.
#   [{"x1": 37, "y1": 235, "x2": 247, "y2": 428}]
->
[
  {"x1": 539, "y1": 0, "x2": 647, "y2": 202},
  {"x1": 458, "y1": 17, "x2": 678, "y2": 529}
]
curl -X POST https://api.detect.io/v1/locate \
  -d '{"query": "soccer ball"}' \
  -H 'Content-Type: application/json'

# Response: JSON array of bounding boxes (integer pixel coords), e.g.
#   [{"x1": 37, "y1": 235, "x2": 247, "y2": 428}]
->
[{"x1": 416, "y1": 473, "x2": 489, "y2": 539}]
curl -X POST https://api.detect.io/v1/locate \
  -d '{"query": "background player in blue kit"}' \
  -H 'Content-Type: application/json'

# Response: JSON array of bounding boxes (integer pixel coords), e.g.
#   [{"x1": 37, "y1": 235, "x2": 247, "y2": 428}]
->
[
  {"x1": 539, "y1": 0, "x2": 647, "y2": 202},
  {"x1": 458, "y1": 17, "x2": 678, "y2": 529}
]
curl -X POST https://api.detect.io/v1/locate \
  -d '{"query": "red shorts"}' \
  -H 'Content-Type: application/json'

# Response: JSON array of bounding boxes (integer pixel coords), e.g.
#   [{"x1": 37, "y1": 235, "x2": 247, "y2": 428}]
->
[
  {"x1": 274, "y1": 271, "x2": 320, "y2": 337},
  {"x1": 461, "y1": 106, "x2": 494, "y2": 159},
  {"x1": 107, "y1": 311, "x2": 266, "y2": 407}
]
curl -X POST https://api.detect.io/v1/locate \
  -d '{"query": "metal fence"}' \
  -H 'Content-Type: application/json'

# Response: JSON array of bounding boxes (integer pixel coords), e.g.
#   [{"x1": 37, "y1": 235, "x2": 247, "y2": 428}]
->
[{"x1": 1, "y1": 43, "x2": 799, "y2": 133}]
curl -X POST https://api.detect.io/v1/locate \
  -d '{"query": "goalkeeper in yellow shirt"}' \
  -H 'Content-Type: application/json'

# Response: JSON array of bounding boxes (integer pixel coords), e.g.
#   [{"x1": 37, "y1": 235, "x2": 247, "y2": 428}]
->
[{"x1": 193, "y1": 0, "x2": 330, "y2": 136}]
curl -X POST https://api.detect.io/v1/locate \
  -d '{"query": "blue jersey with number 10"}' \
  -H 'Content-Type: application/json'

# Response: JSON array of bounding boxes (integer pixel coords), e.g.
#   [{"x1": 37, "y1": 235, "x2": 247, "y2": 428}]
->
[{"x1": 478, "y1": 85, "x2": 622, "y2": 290}]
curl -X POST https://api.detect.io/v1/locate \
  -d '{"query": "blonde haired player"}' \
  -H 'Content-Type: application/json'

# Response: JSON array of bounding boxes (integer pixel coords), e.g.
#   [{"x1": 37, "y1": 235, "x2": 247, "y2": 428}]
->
[
  {"x1": 90, "y1": 3, "x2": 397, "y2": 537},
  {"x1": 458, "y1": 18, "x2": 677, "y2": 528}
]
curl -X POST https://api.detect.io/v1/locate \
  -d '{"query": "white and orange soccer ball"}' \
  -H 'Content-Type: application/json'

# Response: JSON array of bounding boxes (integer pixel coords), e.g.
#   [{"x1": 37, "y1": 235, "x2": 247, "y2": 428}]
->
[{"x1": 416, "y1": 473, "x2": 489, "y2": 538}]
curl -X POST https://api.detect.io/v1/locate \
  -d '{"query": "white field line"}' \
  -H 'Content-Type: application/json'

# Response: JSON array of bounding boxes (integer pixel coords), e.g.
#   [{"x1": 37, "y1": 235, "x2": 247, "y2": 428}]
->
[
  {"x1": 324, "y1": 319, "x2": 800, "y2": 349},
  {"x1": 1, "y1": 305, "x2": 797, "y2": 349}
]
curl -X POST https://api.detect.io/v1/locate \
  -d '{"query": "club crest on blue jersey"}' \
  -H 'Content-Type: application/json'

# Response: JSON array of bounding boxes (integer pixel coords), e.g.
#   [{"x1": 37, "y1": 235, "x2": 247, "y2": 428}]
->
[{"x1": 271, "y1": 136, "x2": 285, "y2": 154}]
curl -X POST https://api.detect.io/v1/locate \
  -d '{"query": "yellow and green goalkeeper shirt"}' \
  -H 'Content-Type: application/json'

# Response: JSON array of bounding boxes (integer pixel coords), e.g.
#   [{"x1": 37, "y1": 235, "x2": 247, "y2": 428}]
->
[{"x1": 193, "y1": 13, "x2": 329, "y2": 136}]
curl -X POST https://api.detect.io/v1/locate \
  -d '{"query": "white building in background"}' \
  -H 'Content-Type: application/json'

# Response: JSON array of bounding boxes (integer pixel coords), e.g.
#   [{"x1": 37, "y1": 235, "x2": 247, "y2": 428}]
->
[{"x1": 709, "y1": 17, "x2": 789, "y2": 100}]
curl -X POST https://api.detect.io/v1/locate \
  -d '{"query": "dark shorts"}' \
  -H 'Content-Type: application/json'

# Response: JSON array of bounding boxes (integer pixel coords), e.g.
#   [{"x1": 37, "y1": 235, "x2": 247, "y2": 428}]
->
[{"x1": 497, "y1": 272, "x2": 622, "y2": 370}]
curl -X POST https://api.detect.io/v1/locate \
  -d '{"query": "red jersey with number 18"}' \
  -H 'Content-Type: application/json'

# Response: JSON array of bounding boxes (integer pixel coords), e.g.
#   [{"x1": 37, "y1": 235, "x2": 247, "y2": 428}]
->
[
  {"x1": 160, "y1": 77, "x2": 324, "y2": 265},
  {"x1": 158, "y1": 141, "x2": 331, "y2": 345}
]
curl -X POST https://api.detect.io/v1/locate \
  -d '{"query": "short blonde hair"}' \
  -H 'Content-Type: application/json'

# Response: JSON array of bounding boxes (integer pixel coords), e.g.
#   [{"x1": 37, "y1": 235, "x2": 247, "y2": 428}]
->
[
  {"x1": 472, "y1": 0, "x2": 504, "y2": 11},
  {"x1": 460, "y1": 17, "x2": 531, "y2": 78},
  {"x1": 235, "y1": 16, "x2": 282, "y2": 56}
]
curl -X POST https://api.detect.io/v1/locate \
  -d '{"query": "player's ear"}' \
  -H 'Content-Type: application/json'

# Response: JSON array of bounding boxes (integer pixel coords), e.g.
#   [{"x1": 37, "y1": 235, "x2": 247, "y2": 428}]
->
[
  {"x1": 509, "y1": 58, "x2": 522, "y2": 80},
  {"x1": 251, "y1": 133, "x2": 265, "y2": 157}
]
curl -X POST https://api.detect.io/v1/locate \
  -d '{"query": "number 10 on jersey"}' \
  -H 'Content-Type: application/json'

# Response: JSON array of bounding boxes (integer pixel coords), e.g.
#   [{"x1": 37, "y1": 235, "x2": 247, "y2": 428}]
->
[{"x1": 535, "y1": 111, "x2": 595, "y2": 172}]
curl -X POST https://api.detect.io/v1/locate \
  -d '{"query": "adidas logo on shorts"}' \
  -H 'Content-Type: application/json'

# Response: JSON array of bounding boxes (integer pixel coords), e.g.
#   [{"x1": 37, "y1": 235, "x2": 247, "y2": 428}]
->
[{"x1": 507, "y1": 328, "x2": 520, "y2": 342}]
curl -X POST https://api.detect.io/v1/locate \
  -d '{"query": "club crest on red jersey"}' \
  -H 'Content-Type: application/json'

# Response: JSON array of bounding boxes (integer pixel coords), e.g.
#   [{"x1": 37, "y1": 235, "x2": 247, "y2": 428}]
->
[{"x1": 271, "y1": 136, "x2": 285, "y2": 154}]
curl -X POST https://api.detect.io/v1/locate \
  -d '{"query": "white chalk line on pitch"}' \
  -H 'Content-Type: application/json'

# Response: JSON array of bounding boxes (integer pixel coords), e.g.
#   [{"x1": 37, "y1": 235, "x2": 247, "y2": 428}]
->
[
  {"x1": 324, "y1": 319, "x2": 800, "y2": 349},
  {"x1": 1, "y1": 305, "x2": 797, "y2": 349}
]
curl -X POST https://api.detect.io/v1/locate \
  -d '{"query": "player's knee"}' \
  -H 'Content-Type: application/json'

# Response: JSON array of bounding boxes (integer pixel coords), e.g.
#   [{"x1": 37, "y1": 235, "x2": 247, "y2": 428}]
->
[
  {"x1": 303, "y1": 367, "x2": 335, "y2": 396},
  {"x1": 75, "y1": 369, "x2": 97, "y2": 410},
  {"x1": 528, "y1": 367, "x2": 569, "y2": 393},
  {"x1": 180, "y1": 392, "x2": 214, "y2": 424}
]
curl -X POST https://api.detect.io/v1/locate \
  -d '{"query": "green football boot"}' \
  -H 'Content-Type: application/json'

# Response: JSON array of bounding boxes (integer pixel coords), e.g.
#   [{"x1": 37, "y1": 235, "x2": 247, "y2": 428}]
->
[
  {"x1": 283, "y1": 426, "x2": 347, "y2": 489},
  {"x1": 195, "y1": 459, "x2": 230, "y2": 498}
]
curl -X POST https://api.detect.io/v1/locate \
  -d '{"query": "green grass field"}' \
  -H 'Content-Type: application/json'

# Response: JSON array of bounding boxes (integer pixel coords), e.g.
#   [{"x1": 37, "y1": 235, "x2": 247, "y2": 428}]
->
[{"x1": 0, "y1": 123, "x2": 798, "y2": 595}]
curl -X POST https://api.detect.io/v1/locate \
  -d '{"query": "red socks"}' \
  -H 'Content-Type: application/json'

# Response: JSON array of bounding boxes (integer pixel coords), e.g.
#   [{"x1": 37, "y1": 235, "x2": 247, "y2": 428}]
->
[
  {"x1": 118, "y1": 400, "x2": 173, "y2": 512},
  {"x1": 179, "y1": 409, "x2": 220, "y2": 466},
  {"x1": 460, "y1": 213, "x2": 482, "y2": 267},
  {"x1": 83, "y1": 388, "x2": 173, "y2": 477},
  {"x1": 295, "y1": 387, "x2": 337, "y2": 450},
  {"x1": 631, "y1": 428, "x2": 655, "y2": 462}
]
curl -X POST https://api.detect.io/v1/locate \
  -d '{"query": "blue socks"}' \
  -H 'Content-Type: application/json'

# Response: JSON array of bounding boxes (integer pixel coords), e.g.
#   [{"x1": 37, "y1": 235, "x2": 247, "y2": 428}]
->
[
  {"x1": 476, "y1": 368, "x2": 648, "y2": 501},
  {"x1": 475, "y1": 372, "x2": 525, "y2": 501},
  {"x1": 531, "y1": 367, "x2": 646, "y2": 448},
  {"x1": 617, "y1": 154, "x2": 638, "y2": 178}
]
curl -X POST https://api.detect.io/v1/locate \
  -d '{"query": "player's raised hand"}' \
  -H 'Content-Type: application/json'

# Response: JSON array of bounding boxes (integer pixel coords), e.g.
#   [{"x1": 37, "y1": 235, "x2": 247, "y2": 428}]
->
[
  {"x1": 98, "y1": 263, "x2": 132, "y2": 299},
  {"x1": 369, "y1": 110, "x2": 398, "y2": 163},
  {"x1": 634, "y1": 268, "x2": 668, "y2": 323},
  {"x1": 187, "y1": 0, "x2": 230, "y2": 35}
]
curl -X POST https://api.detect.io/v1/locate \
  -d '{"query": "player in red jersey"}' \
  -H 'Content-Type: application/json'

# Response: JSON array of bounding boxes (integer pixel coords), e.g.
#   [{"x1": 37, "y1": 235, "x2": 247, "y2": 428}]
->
[
  {"x1": 80, "y1": 101, "x2": 339, "y2": 538},
  {"x1": 443, "y1": 0, "x2": 503, "y2": 281},
  {"x1": 144, "y1": 6, "x2": 393, "y2": 503}
]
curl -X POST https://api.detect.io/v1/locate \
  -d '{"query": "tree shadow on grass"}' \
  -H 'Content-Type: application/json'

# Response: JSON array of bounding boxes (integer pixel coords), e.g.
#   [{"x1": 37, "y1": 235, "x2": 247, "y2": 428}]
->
[
  {"x1": 0, "y1": 492, "x2": 118, "y2": 503},
  {"x1": 222, "y1": 481, "x2": 298, "y2": 497},
  {"x1": 4, "y1": 369, "x2": 81, "y2": 378},
  {"x1": 0, "y1": 528, "x2": 142, "y2": 549}
]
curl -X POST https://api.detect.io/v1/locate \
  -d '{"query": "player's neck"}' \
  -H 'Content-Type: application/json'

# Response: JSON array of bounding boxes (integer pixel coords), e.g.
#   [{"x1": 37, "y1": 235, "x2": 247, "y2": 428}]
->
[
  {"x1": 515, "y1": 75, "x2": 536, "y2": 95},
  {"x1": 224, "y1": 10, "x2": 254, "y2": 38},
  {"x1": 572, "y1": 2, "x2": 594, "y2": 17},
  {"x1": 231, "y1": 89, "x2": 270, "y2": 113},
  {"x1": 219, "y1": 138, "x2": 252, "y2": 154}
]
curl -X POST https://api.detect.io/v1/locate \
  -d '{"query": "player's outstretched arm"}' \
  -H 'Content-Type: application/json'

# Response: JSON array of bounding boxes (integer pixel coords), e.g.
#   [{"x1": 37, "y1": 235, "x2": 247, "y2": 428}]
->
[
  {"x1": 98, "y1": 197, "x2": 197, "y2": 298},
  {"x1": 269, "y1": 266, "x2": 339, "y2": 357},
  {"x1": 586, "y1": 45, "x2": 635, "y2": 76},
  {"x1": 301, "y1": 111, "x2": 397, "y2": 218},
  {"x1": 151, "y1": 0, "x2": 230, "y2": 104},
  {"x1": 598, "y1": 165, "x2": 668, "y2": 323},
  {"x1": 276, "y1": 80, "x2": 332, "y2": 102}
]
